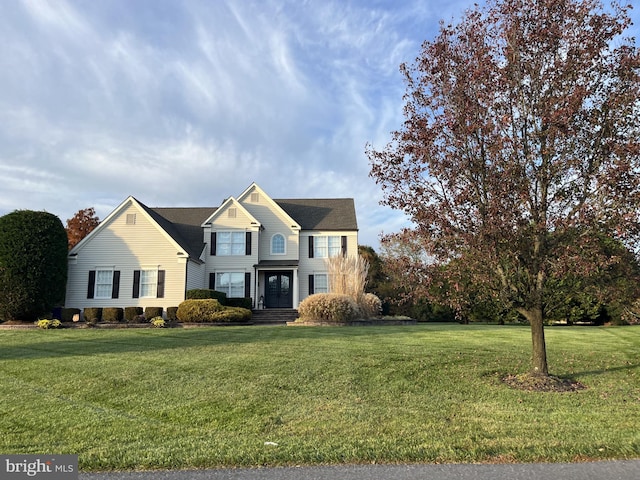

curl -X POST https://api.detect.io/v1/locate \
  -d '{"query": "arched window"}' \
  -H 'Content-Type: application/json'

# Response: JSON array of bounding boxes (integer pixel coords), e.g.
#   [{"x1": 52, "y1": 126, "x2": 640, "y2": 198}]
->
[{"x1": 271, "y1": 233, "x2": 285, "y2": 255}]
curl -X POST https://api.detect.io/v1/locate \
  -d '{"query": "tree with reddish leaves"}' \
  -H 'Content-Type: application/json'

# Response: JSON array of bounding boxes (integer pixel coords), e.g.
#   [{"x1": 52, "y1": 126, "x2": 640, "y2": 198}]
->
[
  {"x1": 368, "y1": 0, "x2": 640, "y2": 378},
  {"x1": 66, "y1": 207, "x2": 100, "y2": 250}
]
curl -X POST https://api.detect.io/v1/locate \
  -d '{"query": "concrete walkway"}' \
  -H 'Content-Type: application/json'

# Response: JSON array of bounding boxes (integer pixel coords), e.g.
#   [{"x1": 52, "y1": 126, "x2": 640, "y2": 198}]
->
[{"x1": 80, "y1": 460, "x2": 640, "y2": 480}]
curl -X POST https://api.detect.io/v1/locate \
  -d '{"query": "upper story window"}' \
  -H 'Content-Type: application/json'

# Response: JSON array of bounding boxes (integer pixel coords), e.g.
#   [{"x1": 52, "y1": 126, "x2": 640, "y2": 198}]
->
[
  {"x1": 271, "y1": 233, "x2": 286, "y2": 255},
  {"x1": 217, "y1": 231, "x2": 245, "y2": 256},
  {"x1": 211, "y1": 231, "x2": 252, "y2": 256},
  {"x1": 313, "y1": 235, "x2": 342, "y2": 258}
]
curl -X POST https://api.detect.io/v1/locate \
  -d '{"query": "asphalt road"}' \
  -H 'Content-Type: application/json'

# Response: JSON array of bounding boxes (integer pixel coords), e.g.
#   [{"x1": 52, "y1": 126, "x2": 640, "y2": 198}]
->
[{"x1": 79, "y1": 460, "x2": 640, "y2": 480}]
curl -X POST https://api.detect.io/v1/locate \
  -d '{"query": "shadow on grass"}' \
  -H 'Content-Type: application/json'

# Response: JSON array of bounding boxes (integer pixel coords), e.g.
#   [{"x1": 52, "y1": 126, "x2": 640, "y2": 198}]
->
[{"x1": 567, "y1": 362, "x2": 640, "y2": 377}]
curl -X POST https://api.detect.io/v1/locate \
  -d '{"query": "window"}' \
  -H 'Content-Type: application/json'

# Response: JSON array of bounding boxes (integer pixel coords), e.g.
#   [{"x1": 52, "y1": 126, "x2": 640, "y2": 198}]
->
[
  {"x1": 250, "y1": 192, "x2": 260, "y2": 202},
  {"x1": 133, "y1": 269, "x2": 165, "y2": 298},
  {"x1": 217, "y1": 231, "x2": 245, "y2": 256},
  {"x1": 216, "y1": 272, "x2": 245, "y2": 298},
  {"x1": 271, "y1": 233, "x2": 285, "y2": 255},
  {"x1": 140, "y1": 269, "x2": 157, "y2": 298},
  {"x1": 313, "y1": 235, "x2": 341, "y2": 258},
  {"x1": 228, "y1": 208, "x2": 237, "y2": 219},
  {"x1": 126, "y1": 214, "x2": 136, "y2": 225},
  {"x1": 95, "y1": 269, "x2": 114, "y2": 298},
  {"x1": 314, "y1": 274, "x2": 328, "y2": 293},
  {"x1": 88, "y1": 269, "x2": 120, "y2": 299}
]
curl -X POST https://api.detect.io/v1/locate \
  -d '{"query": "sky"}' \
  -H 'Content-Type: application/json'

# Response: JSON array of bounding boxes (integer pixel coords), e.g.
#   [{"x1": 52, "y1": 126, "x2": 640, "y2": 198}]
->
[{"x1": 1, "y1": 1, "x2": 639, "y2": 249}]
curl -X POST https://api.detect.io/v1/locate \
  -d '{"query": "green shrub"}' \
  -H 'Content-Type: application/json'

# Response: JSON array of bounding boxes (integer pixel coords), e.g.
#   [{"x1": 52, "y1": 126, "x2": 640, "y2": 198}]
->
[
  {"x1": 359, "y1": 293, "x2": 382, "y2": 319},
  {"x1": 226, "y1": 297, "x2": 252, "y2": 309},
  {"x1": 124, "y1": 307, "x2": 143, "y2": 322},
  {"x1": 167, "y1": 307, "x2": 178, "y2": 322},
  {"x1": 61, "y1": 307, "x2": 81, "y2": 322},
  {"x1": 298, "y1": 294, "x2": 360, "y2": 323},
  {"x1": 83, "y1": 307, "x2": 102, "y2": 323},
  {"x1": 176, "y1": 299, "x2": 225, "y2": 323},
  {"x1": 144, "y1": 307, "x2": 163, "y2": 319},
  {"x1": 0, "y1": 210, "x2": 68, "y2": 321},
  {"x1": 102, "y1": 307, "x2": 123, "y2": 323},
  {"x1": 210, "y1": 307, "x2": 252, "y2": 323},
  {"x1": 186, "y1": 289, "x2": 227, "y2": 304}
]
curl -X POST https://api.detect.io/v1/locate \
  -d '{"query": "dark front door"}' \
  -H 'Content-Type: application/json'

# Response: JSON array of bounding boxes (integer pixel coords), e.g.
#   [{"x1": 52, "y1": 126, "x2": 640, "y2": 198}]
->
[{"x1": 265, "y1": 272, "x2": 293, "y2": 308}]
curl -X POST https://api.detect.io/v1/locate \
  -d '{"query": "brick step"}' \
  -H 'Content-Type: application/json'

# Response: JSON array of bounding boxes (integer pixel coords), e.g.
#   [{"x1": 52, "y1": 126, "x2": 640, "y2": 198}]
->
[{"x1": 252, "y1": 309, "x2": 299, "y2": 324}]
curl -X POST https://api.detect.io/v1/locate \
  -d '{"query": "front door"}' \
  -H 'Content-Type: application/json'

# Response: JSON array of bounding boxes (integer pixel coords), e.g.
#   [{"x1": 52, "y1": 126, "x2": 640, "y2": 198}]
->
[{"x1": 265, "y1": 272, "x2": 293, "y2": 308}]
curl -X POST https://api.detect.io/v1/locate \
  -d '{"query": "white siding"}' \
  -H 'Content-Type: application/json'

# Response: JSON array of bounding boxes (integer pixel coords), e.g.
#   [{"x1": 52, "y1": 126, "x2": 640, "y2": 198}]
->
[
  {"x1": 65, "y1": 202, "x2": 188, "y2": 313},
  {"x1": 203, "y1": 202, "x2": 259, "y2": 301},
  {"x1": 240, "y1": 187, "x2": 300, "y2": 262},
  {"x1": 297, "y1": 231, "x2": 358, "y2": 301},
  {"x1": 186, "y1": 260, "x2": 205, "y2": 292}
]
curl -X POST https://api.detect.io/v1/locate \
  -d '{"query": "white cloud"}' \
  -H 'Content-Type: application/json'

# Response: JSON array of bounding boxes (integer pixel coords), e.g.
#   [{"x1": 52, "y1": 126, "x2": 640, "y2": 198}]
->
[{"x1": 6, "y1": 0, "x2": 590, "y2": 248}]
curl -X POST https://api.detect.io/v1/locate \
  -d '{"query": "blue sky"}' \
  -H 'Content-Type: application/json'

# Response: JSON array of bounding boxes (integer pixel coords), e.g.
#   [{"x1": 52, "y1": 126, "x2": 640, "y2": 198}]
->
[{"x1": 1, "y1": 1, "x2": 638, "y2": 249}]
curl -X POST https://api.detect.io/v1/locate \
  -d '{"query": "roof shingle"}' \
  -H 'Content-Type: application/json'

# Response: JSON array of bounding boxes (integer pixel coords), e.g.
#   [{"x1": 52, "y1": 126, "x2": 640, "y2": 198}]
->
[{"x1": 143, "y1": 198, "x2": 357, "y2": 261}]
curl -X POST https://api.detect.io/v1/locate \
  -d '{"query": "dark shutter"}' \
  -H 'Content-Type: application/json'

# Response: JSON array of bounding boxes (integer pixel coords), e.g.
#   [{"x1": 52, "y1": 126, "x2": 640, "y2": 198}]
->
[
  {"x1": 246, "y1": 232, "x2": 252, "y2": 255},
  {"x1": 210, "y1": 232, "x2": 216, "y2": 256},
  {"x1": 341, "y1": 236, "x2": 347, "y2": 256},
  {"x1": 308, "y1": 236, "x2": 314, "y2": 258},
  {"x1": 87, "y1": 270, "x2": 96, "y2": 299},
  {"x1": 244, "y1": 272, "x2": 251, "y2": 298},
  {"x1": 111, "y1": 271, "x2": 120, "y2": 299},
  {"x1": 209, "y1": 272, "x2": 215, "y2": 290},
  {"x1": 308, "y1": 275, "x2": 314, "y2": 295},
  {"x1": 132, "y1": 270, "x2": 141, "y2": 298},
  {"x1": 157, "y1": 270, "x2": 165, "y2": 298}
]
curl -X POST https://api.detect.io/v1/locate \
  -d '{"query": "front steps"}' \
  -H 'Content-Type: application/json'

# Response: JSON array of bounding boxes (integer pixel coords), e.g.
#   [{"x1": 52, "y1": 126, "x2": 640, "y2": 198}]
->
[{"x1": 252, "y1": 309, "x2": 299, "y2": 324}]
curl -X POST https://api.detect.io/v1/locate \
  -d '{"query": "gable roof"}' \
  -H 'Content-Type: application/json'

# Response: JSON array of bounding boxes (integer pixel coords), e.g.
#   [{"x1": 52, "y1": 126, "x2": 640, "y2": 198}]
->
[
  {"x1": 147, "y1": 206, "x2": 214, "y2": 261},
  {"x1": 144, "y1": 198, "x2": 357, "y2": 258},
  {"x1": 238, "y1": 182, "x2": 301, "y2": 231},
  {"x1": 274, "y1": 198, "x2": 358, "y2": 231},
  {"x1": 200, "y1": 196, "x2": 260, "y2": 228}
]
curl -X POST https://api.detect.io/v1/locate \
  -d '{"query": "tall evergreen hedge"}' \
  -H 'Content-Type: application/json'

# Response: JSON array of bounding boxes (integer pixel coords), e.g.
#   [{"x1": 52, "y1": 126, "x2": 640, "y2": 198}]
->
[{"x1": 0, "y1": 210, "x2": 68, "y2": 321}]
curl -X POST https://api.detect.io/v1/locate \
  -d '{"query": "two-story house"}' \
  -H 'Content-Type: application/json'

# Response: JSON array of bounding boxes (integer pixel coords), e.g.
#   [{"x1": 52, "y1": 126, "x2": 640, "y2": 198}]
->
[{"x1": 65, "y1": 183, "x2": 358, "y2": 314}]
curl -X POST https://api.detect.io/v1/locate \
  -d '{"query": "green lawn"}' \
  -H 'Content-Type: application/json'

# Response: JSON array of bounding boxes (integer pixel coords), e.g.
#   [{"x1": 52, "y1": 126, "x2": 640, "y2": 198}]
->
[{"x1": 0, "y1": 324, "x2": 639, "y2": 471}]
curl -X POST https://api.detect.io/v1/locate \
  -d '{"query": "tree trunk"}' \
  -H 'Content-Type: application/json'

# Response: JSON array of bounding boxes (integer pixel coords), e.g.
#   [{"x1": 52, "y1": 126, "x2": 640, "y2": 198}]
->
[{"x1": 519, "y1": 306, "x2": 549, "y2": 376}]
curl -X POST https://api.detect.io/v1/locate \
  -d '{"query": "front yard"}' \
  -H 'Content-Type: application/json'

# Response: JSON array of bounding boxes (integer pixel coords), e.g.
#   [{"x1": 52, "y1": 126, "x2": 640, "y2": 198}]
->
[{"x1": 0, "y1": 324, "x2": 638, "y2": 471}]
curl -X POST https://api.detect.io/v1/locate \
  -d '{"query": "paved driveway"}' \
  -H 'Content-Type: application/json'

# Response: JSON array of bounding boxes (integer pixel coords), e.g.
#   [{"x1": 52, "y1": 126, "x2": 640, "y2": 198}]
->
[{"x1": 80, "y1": 460, "x2": 640, "y2": 480}]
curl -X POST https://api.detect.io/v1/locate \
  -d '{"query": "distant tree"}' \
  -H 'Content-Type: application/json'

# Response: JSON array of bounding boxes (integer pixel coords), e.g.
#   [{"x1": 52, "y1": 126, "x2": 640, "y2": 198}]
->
[
  {"x1": 368, "y1": 0, "x2": 640, "y2": 377},
  {"x1": 0, "y1": 211, "x2": 68, "y2": 321},
  {"x1": 544, "y1": 232, "x2": 640, "y2": 325},
  {"x1": 66, "y1": 207, "x2": 100, "y2": 249},
  {"x1": 358, "y1": 245, "x2": 385, "y2": 294}
]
